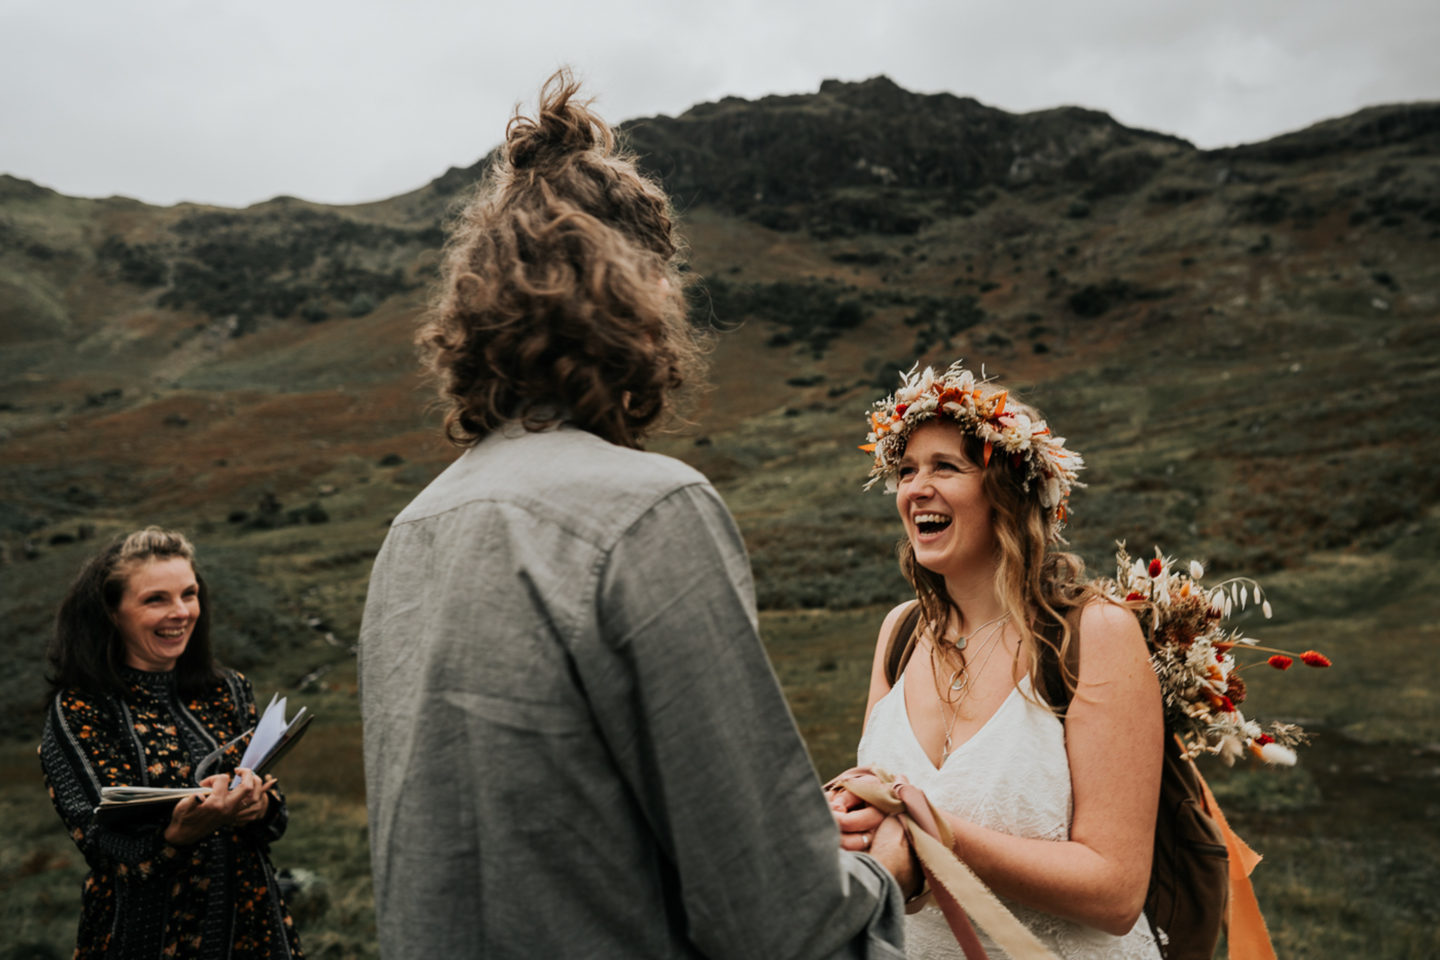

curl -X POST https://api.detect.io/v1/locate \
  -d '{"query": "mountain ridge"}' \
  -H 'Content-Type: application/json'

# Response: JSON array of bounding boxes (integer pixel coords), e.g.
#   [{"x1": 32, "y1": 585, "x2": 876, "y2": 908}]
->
[
  {"x1": 2, "y1": 76, "x2": 1439, "y2": 957},
  {"x1": 1, "y1": 74, "x2": 1436, "y2": 721},
  {"x1": 7, "y1": 79, "x2": 1437, "y2": 215}
]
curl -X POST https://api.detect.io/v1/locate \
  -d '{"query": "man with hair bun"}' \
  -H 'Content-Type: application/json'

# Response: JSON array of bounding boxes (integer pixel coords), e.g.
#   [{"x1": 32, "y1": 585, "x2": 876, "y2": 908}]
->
[{"x1": 359, "y1": 70, "x2": 914, "y2": 959}]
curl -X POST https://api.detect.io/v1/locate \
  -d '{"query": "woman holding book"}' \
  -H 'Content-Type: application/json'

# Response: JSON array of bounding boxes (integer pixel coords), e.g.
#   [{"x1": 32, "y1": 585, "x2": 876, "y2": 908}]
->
[
  {"x1": 39, "y1": 527, "x2": 305, "y2": 959},
  {"x1": 830, "y1": 361, "x2": 1164, "y2": 959}
]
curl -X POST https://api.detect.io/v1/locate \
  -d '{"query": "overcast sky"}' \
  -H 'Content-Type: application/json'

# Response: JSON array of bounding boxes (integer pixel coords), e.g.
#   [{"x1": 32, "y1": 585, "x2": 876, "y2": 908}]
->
[{"x1": 2, "y1": 0, "x2": 1436, "y2": 209}]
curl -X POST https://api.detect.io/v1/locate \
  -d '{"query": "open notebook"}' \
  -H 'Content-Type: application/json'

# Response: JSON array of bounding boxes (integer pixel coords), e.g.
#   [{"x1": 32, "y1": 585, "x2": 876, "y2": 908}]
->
[{"x1": 96, "y1": 694, "x2": 312, "y2": 825}]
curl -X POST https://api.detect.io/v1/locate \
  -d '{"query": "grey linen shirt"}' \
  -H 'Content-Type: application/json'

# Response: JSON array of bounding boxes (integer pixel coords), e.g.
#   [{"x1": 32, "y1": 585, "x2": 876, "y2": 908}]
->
[{"x1": 359, "y1": 425, "x2": 905, "y2": 959}]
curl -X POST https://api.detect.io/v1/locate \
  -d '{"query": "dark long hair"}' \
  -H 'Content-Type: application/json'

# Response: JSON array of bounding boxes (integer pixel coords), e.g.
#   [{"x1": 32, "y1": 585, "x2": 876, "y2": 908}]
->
[
  {"x1": 418, "y1": 67, "x2": 705, "y2": 449},
  {"x1": 47, "y1": 527, "x2": 219, "y2": 698}
]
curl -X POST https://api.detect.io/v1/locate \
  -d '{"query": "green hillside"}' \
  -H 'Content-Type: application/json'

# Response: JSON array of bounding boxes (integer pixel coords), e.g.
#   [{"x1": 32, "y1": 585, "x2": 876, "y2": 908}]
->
[{"x1": 2, "y1": 79, "x2": 1437, "y2": 958}]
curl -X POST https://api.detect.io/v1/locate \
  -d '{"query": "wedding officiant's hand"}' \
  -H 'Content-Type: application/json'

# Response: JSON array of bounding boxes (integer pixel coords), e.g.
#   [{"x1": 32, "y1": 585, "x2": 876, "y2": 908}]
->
[{"x1": 163, "y1": 768, "x2": 275, "y2": 845}]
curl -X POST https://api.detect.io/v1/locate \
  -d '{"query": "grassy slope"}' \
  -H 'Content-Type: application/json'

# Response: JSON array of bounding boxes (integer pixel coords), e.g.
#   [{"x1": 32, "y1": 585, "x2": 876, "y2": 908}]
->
[{"x1": 2, "y1": 105, "x2": 1438, "y2": 958}]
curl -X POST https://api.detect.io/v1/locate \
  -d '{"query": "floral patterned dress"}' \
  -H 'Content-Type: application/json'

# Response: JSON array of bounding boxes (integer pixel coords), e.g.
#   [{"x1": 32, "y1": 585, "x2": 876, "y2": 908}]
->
[{"x1": 39, "y1": 667, "x2": 305, "y2": 959}]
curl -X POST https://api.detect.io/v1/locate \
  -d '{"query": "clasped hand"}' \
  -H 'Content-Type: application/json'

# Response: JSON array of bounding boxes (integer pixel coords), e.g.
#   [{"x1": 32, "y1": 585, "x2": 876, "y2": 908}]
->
[
  {"x1": 827, "y1": 781, "x2": 920, "y2": 897},
  {"x1": 164, "y1": 768, "x2": 276, "y2": 846}
]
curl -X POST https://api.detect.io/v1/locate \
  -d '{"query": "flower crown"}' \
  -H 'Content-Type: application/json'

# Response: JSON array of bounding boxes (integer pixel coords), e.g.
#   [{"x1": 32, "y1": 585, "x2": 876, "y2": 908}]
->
[{"x1": 860, "y1": 360, "x2": 1085, "y2": 542}]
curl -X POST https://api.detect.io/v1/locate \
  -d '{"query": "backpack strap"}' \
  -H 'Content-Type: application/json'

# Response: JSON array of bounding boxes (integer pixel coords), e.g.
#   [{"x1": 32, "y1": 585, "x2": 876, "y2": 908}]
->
[
  {"x1": 886, "y1": 601, "x2": 1084, "y2": 697},
  {"x1": 883, "y1": 602, "x2": 925, "y2": 687},
  {"x1": 1037, "y1": 605, "x2": 1084, "y2": 715}
]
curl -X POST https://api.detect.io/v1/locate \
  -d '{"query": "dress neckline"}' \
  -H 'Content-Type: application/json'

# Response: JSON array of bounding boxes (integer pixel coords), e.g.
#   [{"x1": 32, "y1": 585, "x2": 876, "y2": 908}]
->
[
  {"x1": 119, "y1": 665, "x2": 176, "y2": 693},
  {"x1": 896, "y1": 672, "x2": 1029, "y2": 773}
]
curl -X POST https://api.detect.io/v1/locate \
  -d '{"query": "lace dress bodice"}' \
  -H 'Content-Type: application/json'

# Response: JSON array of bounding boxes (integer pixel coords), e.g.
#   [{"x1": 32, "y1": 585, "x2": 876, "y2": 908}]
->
[{"x1": 856, "y1": 674, "x2": 1160, "y2": 960}]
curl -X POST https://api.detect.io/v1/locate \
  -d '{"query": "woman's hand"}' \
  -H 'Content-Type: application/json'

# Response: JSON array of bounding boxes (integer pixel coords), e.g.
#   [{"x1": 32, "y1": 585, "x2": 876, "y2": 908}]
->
[
  {"x1": 829, "y1": 786, "x2": 886, "y2": 852},
  {"x1": 163, "y1": 769, "x2": 277, "y2": 845},
  {"x1": 233, "y1": 770, "x2": 278, "y2": 825}
]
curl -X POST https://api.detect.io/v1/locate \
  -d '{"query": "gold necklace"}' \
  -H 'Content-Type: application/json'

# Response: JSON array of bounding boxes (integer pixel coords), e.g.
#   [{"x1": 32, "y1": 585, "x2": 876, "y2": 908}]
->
[
  {"x1": 951, "y1": 612, "x2": 1010, "y2": 654},
  {"x1": 935, "y1": 617, "x2": 1010, "y2": 764},
  {"x1": 943, "y1": 615, "x2": 1011, "y2": 692}
]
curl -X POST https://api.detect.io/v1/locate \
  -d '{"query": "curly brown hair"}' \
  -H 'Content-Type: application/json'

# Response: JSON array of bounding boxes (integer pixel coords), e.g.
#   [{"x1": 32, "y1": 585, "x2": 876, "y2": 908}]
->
[{"x1": 419, "y1": 68, "x2": 704, "y2": 449}]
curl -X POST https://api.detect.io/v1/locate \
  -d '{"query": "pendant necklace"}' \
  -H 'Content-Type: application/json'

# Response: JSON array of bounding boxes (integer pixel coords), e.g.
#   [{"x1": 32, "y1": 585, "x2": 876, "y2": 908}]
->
[
  {"x1": 947, "y1": 614, "x2": 1010, "y2": 690},
  {"x1": 937, "y1": 616, "x2": 1010, "y2": 764}
]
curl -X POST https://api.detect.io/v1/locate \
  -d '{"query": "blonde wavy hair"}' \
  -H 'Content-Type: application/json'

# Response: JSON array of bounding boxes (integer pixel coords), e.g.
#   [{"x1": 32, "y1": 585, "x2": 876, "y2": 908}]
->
[
  {"x1": 419, "y1": 68, "x2": 705, "y2": 449},
  {"x1": 898, "y1": 407, "x2": 1099, "y2": 705}
]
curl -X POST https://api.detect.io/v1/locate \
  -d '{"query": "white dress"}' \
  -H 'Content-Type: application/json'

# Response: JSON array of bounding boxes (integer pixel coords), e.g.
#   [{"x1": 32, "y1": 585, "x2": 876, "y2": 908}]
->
[{"x1": 856, "y1": 673, "x2": 1161, "y2": 960}]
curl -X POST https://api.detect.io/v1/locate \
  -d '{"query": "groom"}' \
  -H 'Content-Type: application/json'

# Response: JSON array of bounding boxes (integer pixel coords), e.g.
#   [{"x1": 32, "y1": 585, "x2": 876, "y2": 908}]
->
[{"x1": 358, "y1": 72, "x2": 914, "y2": 959}]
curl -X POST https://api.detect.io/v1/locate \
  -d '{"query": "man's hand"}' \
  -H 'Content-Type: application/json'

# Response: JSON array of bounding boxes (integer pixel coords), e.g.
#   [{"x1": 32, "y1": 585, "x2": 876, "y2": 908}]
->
[{"x1": 866, "y1": 816, "x2": 921, "y2": 899}]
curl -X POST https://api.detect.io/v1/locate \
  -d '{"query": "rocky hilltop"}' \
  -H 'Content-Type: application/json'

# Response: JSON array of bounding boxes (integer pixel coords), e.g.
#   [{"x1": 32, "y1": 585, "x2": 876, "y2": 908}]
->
[
  {"x1": 2, "y1": 77, "x2": 1438, "y2": 958},
  {"x1": 0, "y1": 78, "x2": 1436, "y2": 725}
]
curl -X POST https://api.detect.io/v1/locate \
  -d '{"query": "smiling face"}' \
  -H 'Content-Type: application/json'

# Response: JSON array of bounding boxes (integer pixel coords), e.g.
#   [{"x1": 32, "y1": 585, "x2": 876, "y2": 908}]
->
[
  {"x1": 896, "y1": 420, "x2": 997, "y2": 583},
  {"x1": 113, "y1": 557, "x2": 201, "y2": 672}
]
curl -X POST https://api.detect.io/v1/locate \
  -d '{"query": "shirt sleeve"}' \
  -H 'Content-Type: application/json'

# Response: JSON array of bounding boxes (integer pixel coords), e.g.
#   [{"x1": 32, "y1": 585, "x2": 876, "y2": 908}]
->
[
  {"x1": 39, "y1": 691, "x2": 190, "y2": 881},
  {"x1": 593, "y1": 482, "x2": 906, "y2": 960}
]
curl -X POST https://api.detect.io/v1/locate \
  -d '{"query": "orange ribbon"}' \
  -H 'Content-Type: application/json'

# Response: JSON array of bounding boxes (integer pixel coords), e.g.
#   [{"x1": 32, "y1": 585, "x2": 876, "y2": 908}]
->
[{"x1": 1193, "y1": 767, "x2": 1278, "y2": 960}]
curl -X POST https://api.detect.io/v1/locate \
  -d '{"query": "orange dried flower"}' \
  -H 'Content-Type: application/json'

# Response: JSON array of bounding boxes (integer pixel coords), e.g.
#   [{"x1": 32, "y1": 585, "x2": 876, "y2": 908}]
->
[
  {"x1": 1300, "y1": 651, "x2": 1331, "y2": 668},
  {"x1": 1268, "y1": 655, "x2": 1292, "y2": 670}
]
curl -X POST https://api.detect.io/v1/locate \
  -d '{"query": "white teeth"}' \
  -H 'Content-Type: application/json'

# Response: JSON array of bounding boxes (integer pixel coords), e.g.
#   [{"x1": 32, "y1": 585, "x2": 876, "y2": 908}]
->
[
  {"x1": 914, "y1": 513, "x2": 952, "y2": 525},
  {"x1": 156, "y1": 628, "x2": 186, "y2": 638}
]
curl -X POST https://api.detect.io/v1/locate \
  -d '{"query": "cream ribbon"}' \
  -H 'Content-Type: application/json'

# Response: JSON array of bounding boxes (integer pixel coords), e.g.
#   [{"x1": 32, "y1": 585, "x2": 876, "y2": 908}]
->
[{"x1": 830, "y1": 767, "x2": 1060, "y2": 960}]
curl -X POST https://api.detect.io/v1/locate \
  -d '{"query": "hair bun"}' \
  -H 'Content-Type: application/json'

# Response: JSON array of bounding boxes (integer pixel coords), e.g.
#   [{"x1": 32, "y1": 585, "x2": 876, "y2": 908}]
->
[{"x1": 506, "y1": 69, "x2": 606, "y2": 170}]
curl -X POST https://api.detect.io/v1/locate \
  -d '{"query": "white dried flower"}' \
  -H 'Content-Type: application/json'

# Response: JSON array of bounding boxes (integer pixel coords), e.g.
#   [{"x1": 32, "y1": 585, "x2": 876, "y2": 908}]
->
[
  {"x1": 1043, "y1": 475, "x2": 1061, "y2": 508},
  {"x1": 1189, "y1": 560, "x2": 1204, "y2": 580},
  {"x1": 1259, "y1": 742, "x2": 1297, "y2": 766}
]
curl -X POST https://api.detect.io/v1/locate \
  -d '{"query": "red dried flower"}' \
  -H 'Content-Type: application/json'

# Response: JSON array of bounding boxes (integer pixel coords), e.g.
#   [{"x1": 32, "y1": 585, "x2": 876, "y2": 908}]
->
[
  {"x1": 1148, "y1": 558, "x2": 1163, "y2": 577},
  {"x1": 894, "y1": 403, "x2": 909, "y2": 416},
  {"x1": 1219, "y1": 696, "x2": 1236, "y2": 713},
  {"x1": 1300, "y1": 651, "x2": 1332, "y2": 668},
  {"x1": 1267, "y1": 655, "x2": 1293, "y2": 670},
  {"x1": 1125, "y1": 591, "x2": 1144, "y2": 602},
  {"x1": 1253, "y1": 734, "x2": 1275, "y2": 745}
]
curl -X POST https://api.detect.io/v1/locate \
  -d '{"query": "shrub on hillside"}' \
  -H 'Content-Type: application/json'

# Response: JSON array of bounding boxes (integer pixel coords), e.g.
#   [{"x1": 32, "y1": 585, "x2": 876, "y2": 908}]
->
[
  {"x1": 700, "y1": 279, "x2": 872, "y2": 355},
  {"x1": 97, "y1": 236, "x2": 167, "y2": 287},
  {"x1": 1068, "y1": 278, "x2": 1171, "y2": 317},
  {"x1": 152, "y1": 210, "x2": 429, "y2": 327}
]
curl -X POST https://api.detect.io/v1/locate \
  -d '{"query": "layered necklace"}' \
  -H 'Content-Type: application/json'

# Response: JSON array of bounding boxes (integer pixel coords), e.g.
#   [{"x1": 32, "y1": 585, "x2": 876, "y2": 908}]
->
[
  {"x1": 943, "y1": 612, "x2": 1011, "y2": 689},
  {"x1": 932, "y1": 613, "x2": 1011, "y2": 765}
]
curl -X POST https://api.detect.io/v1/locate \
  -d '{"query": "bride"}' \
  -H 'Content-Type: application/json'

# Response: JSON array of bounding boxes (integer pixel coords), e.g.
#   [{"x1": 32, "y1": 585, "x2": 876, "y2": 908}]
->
[{"x1": 834, "y1": 361, "x2": 1164, "y2": 959}]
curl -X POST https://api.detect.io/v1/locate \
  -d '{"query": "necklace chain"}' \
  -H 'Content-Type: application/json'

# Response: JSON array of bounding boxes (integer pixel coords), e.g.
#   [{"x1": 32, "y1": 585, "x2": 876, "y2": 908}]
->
[
  {"x1": 935, "y1": 615, "x2": 1011, "y2": 764},
  {"x1": 952, "y1": 612, "x2": 1009, "y2": 653}
]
